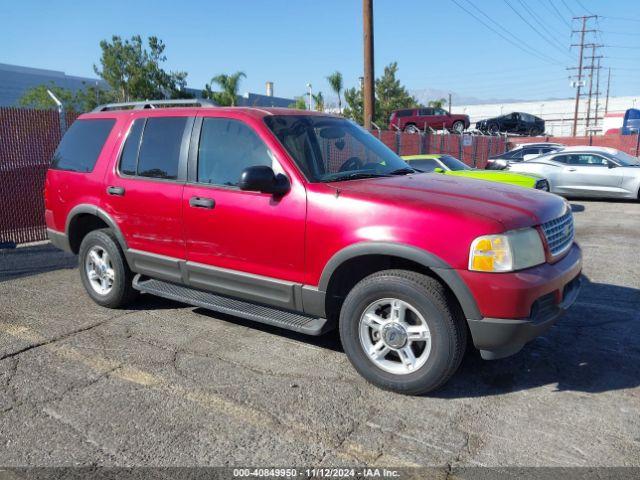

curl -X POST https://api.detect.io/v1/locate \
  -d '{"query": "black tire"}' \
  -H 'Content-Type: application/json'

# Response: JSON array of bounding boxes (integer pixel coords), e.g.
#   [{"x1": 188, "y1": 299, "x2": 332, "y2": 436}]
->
[
  {"x1": 488, "y1": 123, "x2": 499, "y2": 134},
  {"x1": 529, "y1": 127, "x2": 541, "y2": 136},
  {"x1": 451, "y1": 121, "x2": 465, "y2": 134},
  {"x1": 78, "y1": 229, "x2": 138, "y2": 309},
  {"x1": 404, "y1": 124, "x2": 420, "y2": 134},
  {"x1": 339, "y1": 270, "x2": 467, "y2": 395}
]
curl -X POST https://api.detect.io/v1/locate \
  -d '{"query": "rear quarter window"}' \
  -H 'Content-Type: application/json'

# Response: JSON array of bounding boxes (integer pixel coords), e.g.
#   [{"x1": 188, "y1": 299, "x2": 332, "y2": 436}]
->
[{"x1": 51, "y1": 119, "x2": 115, "y2": 172}]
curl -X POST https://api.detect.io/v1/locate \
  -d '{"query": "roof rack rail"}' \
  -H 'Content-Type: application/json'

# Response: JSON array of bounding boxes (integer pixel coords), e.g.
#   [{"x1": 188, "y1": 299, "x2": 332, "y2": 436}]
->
[{"x1": 91, "y1": 99, "x2": 217, "y2": 112}]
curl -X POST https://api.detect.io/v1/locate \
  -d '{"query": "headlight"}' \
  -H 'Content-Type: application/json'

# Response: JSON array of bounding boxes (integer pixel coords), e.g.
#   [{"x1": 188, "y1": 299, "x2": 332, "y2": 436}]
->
[
  {"x1": 535, "y1": 179, "x2": 549, "y2": 191},
  {"x1": 469, "y1": 228, "x2": 545, "y2": 272}
]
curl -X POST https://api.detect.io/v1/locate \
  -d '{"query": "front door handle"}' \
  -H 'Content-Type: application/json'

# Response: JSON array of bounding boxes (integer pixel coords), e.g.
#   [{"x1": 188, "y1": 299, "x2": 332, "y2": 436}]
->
[
  {"x1": 107, "y1": 186, "x2": 125, "y2": 196},
  {"x1": 189, "y1": 196, "x2": 215, "y2": 209},
  {"x1": 567, "y1": 168, "x2": 577, "y2": 172}
]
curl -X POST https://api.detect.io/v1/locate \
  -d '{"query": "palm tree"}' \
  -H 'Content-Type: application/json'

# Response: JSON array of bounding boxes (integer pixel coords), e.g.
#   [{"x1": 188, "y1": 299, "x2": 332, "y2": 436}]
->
[
  {"x1": 326, "y1": 71, "x2": 343, "y2": 114},
  {"x1": 428, "y1": 98, "x2": 447, "y2": 109},
  {"x1": 312, "y1": 91, "x2": 324, "y2": 112},
  {"x1": 210, "y1": 71, "x2": 246, "y2": 106}
]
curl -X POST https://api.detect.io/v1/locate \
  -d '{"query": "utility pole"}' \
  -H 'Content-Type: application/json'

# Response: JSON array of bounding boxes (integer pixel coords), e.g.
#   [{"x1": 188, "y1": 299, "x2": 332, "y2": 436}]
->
[
  {"x1": 570, "y1": 15, "x2": 597, "y2": 137},
  {"x1": 594, "y1": 57, "x2": 601, "y2": 126},
  {"x1": 585, "y1": 46, "x2": 596, "y2": 132},
  {"x1": 604, "y1": 67, "x2": 611, "y2": 115},
  {"x1": 363, "y1": 0, "x2": 375, "y2": 130},
  {"x1": 448, "y1": 93, "x2": 452, "y2": 113}
]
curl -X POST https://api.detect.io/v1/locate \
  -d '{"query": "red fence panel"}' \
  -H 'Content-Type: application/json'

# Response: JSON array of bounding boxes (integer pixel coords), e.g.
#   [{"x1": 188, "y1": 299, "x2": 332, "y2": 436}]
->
[{"x1": 0, "y1": 108, "x2": 78, "y2": 246}]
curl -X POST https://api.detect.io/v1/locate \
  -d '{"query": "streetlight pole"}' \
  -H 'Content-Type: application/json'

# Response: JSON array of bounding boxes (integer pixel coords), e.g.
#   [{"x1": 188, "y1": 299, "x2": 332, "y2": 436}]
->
[
  {"x1": 363, "y1": 0, "x2": 375, "y2": 129},
  {"x1": 306, "y1": 83, "x2": 312, "y2": 111}
]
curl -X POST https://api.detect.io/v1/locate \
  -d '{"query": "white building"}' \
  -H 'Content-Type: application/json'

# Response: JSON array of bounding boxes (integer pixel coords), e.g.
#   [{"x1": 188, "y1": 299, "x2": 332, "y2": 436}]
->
[{"x1": 455, "y1": 95, "x2": 640, "y2": 137}]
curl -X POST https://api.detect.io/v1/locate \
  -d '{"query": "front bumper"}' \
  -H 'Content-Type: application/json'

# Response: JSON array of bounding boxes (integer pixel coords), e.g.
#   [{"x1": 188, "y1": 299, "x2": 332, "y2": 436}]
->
[
  {"x1": 460, "y1": 243, "x2": 582, "y2": 359},
  {"x1": 468, "y1": 274, "x2": 581, "y2": 359}
]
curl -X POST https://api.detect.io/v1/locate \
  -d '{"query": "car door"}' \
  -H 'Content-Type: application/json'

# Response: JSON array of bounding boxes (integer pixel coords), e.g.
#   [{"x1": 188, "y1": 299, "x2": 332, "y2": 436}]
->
[
  {"x1": 102, "y1": 113, "x2": 193, "y2": 283},
  {"x1": 181, "y1": 113, "x2": 307, "y2": 309},
  {"x1": 430, "y1": 108, "x2": 449, "y2": 130},
  {"x1": 556, "y1": 154, "x2": 624, "y2": 197},
  {"x1": 417, "y1": 108, "x2": 433, "y2": 130}
]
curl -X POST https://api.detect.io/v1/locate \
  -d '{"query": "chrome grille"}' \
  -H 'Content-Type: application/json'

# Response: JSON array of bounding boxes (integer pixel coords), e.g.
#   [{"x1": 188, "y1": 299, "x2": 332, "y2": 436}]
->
[{"x1": 541, "y1": 210, "x2": 574, "y2": 256}]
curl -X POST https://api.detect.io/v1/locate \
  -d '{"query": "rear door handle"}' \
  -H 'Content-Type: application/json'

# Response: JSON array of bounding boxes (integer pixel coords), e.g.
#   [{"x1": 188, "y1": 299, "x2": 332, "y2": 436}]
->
[
  {"x1": 107, "y1": 186, "x2": 125, "y2": 196},
  {"x1": 189, "y1": 196, "x2": 215, "y2": 209}
]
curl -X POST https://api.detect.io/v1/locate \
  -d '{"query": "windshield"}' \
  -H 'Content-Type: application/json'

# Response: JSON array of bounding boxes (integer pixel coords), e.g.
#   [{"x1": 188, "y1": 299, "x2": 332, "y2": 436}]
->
[
  {"x1": 438, "y1": 155, "x2": 472, "y2": 171},
  {"x1": 264, "y1": 115, "x2": 412, "y2": 182},
  {"x1": 613, "y1": 150, "x2": 640, "y2": 166}
]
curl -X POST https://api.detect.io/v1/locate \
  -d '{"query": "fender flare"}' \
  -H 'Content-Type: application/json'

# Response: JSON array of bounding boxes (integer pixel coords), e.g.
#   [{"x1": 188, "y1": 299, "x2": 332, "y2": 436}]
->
[
  {"x1": 65, "y1": 204, "x2": 129, "y2": 252},
  {"x1": 318, "y1": 242, "x2": 482, "y2": 321}
]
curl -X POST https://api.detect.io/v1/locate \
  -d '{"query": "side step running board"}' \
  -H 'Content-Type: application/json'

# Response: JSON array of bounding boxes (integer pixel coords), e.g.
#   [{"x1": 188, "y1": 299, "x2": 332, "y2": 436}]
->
[{"x1": 133, "y1": 276, "x2": 331, "y2": 336}]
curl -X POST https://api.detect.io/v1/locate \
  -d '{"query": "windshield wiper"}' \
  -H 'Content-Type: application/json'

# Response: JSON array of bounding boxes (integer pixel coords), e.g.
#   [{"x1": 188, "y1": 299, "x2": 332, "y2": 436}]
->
[
  {"x1": 388, "y1": 167, "x2": 416, "y2": 175},
  {"x1": 328, "y1": 172, "x2": 391, "y2": 181}
]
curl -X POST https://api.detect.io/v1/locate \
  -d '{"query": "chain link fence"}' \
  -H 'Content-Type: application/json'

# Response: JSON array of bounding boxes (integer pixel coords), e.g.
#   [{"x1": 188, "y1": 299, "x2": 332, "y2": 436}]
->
[{"x1": 0, "y1": 108, "x2": 78, "y2": 247}]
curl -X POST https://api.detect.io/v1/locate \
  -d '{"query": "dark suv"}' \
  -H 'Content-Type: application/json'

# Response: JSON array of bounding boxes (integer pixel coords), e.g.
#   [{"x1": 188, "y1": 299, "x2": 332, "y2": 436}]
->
[
  {"x1": 45, "y1": 100, "x2": 581, "y2": 394},
  {"x1": 389, "y1": 107, "x2": 470, "y2": 133},
  {"x1": 476, "y1": 112, "x2": 545, "y2": 136}
]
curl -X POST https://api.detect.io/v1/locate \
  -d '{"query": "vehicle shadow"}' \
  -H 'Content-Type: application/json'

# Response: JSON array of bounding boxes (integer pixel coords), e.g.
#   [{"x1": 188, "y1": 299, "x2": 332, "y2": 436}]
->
[
  {"x1": 192, "y1": 275, "x2": 640, "y2": 396},
  {"x1": 570, "y1": 203, "x2": 585, "y2": 213},
  {"x1": 0, "y1": 243, "x2": 77, "y2": 282},
  {"x1": 435, "y1": 275, "x2": 640, "y2": 398}
]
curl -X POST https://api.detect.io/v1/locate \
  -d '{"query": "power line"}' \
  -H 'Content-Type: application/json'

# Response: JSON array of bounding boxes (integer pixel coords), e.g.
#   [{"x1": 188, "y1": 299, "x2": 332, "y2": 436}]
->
[
  {"x1": 546, "y1": 0, "x2": 572, "y2": 28},
  {"x1": 574, "y1": 0, "x2": 594, "y2": 15},
  {"x1": 449, "y1": 0, "x2": 564, "y2": 65},
  {"x1": 516, "y1": 0, "x2": 571, "y2": 52},
  {"x1": 503, "y1": 0, "x2": 574, "y2": 58},
  {"x1": 560, "y1": 0, "x2": 576, "y2": 17},
  {"x1": 600, "y1": 16, "x2": 640, "y2": 23}
]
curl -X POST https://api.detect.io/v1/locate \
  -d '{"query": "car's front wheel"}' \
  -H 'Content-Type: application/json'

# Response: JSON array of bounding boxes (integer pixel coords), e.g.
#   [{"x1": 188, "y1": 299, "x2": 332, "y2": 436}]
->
[
  {"x1": 79, "y1": 229, "x2": 138, "y2": 308},
  {"x1": 339, "y1": 270, "x2": 467, "y2": 395}
]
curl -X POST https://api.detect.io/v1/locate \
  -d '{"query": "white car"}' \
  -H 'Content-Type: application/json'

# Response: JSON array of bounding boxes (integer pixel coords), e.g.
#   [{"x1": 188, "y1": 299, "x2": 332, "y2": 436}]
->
[{"x1": 507, "y1": 146, "x2": 640, "y2": 199}]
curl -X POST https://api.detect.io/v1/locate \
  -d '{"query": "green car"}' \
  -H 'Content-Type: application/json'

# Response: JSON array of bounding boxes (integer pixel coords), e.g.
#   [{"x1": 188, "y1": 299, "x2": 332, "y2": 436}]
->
[{"x1": 402, "y1": 154, "x2": 549, "y2": 191}]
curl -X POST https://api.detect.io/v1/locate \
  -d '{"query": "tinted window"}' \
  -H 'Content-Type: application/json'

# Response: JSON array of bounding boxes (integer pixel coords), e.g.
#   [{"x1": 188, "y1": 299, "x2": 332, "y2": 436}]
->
[
  {"x1": 567, "y1": 154, "x2": 608, "y2": 166},
  {"x1": 51, "y1": 119, "x2": 115, "y2": 172},
  {"x1": 119, "y1": 119, "x2": 144, "y2": 176},
  {"x1": 395, "y1": 110, "x2": 414, "y2": 118},
  {"x1": 434, "y1": 108, "x2": 448, "y2": 116},
  {"x1": 439, "y1": 155, "x2": 471, "y2": 171},
  {"x1": 407, "y1": 159, "x2": 441, "y2": 172},
  {"x1": 418, "y1": 108, "x2": 433, "y2": 116},
  {"x1": 198, "y1": 118, "x2": 273, "y2": 186},
  {"x1": 553, "y1": 155, "x2": 569, "y2": 164},
  {"x1": 137, "y1": 117, "x2": 187, "y2": 180}
]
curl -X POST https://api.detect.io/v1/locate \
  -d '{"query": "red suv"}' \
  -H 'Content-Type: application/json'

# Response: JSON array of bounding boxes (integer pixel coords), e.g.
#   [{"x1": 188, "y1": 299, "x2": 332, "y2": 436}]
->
[
  {"x1": 45, "y1": 100, "x2": 582, "y2": 394},
  {"x1": 389, "y1": 107, "x2": 470, "y2": 133}
]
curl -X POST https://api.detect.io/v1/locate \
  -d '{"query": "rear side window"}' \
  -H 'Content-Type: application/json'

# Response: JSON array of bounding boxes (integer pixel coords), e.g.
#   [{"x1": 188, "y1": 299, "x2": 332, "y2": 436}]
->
[
  {"x1": 136, "y1": 117, "x2": 187, "y2": 179},
  {"x1": 395, "y1": 110, "x2": 413, "y2": 118},
  {"x1": 119, "y1": 119, "x2": 144, "y2": 176},
  {"x1": 51, "y1": 119, "x2": 115, "y2": 172},
  {"x1": 197, "y1": 118, "x2": 273, "y2": 186}
]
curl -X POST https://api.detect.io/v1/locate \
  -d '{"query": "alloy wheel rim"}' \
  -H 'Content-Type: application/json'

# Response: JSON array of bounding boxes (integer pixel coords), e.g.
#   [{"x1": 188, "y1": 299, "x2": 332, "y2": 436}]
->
[
  {"x1": 359, "y1": 298, "x2": 431, "y2": 375},
  {"x1": 85, "y1": 246, "x2": 115, "y2": 295}
]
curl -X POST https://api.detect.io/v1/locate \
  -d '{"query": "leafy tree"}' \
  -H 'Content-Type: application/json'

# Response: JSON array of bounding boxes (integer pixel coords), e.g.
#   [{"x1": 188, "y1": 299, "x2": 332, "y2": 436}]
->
[
  {"x1": 375, "y1": 62, "x2": 418, "y2": 128},
  {"x1": 312, "y1": 91, "x2": 324, "y2": 112},
  {"x1": 204, "y1": 71, "x2": 246, "y2": 106},
  {"x1": 343, "y1": 87, "x2": 364, "y2": 125},
  {"x1": 428, "y1": 98, "x2": 447, "y2": 109},
  {"x1": 19, "y1": 83, "x2": 77, "y2": 111},
  {"x1": 94, "y1": 35, "x2": 188, "y2": 102},
  {"x1": 326, "y1": 71, "x2": 343, "y2": 114},
  {"x1": 289, "y1": 96, "x2": 308, "y2": 110},
  {"x1": 74, "y1": 83, "x2": 117, "y2": 111}
]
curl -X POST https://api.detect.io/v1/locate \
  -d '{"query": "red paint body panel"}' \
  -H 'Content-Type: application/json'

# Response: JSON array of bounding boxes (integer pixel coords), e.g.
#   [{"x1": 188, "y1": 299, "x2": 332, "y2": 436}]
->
[
  {"x1": 45, "y1": 106, "x2": 581, "y2": 322},
  {"x1": 389, "y1": 108, "x2": 470, "y2": 131}
]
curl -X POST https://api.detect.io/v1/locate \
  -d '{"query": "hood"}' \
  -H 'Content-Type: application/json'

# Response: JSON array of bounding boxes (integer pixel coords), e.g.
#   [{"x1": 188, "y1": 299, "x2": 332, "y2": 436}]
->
[{"x1": 329, "y1": 173, "x2": 567, "y2": 230}]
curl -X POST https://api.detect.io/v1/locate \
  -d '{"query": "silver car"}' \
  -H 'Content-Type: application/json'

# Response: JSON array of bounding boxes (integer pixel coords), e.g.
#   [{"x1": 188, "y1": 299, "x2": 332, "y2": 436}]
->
[{"x1": 507, "y1": 146, "x2": 640, "y2": 199}]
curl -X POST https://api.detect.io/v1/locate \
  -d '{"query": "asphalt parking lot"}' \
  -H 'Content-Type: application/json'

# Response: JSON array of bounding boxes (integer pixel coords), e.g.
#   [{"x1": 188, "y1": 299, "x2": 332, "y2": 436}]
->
[{"x1": 0, "y1": 200, "x2": 639, "y2": 470}]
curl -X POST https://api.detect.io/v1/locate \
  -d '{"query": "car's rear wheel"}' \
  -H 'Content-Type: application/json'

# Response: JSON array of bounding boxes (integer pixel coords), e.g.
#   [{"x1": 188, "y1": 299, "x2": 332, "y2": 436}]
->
[
  {"x1": 79, "y1": 229, "x2": 137, "y2": 308},
  {"x1": 339, "y1": 270, "x2": 466, "y2": 395},
  {"x1": 488, "y1": 123, "x2": 499, "y2": 134},
  {"x1": 451, "y1": 121, "x2": 465, "y2": 133},
  {"x1": 529, "y1": 127, "x2": 542, "y2": 136},
  {"x1": 404, "y1": 124, "x2": 420, "y2": 134}
]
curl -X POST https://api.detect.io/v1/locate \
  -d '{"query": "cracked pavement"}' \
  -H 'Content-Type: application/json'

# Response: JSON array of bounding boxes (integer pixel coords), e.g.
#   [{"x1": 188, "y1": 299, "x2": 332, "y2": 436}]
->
[{"x1": 0, "y1": 200, "x2": 639, "y2": 469}]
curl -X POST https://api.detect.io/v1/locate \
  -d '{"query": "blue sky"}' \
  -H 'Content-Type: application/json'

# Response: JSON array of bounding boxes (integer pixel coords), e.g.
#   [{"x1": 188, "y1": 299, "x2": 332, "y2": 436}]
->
[{"x1": 1, "y1": 0, "x2": 638, "y2": 103}]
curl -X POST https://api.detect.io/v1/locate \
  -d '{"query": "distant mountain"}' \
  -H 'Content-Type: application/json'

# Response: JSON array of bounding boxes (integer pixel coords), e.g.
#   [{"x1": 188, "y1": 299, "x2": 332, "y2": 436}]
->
[{"x1": 409, "y1": 88, "x2": 525, "y2": 106}]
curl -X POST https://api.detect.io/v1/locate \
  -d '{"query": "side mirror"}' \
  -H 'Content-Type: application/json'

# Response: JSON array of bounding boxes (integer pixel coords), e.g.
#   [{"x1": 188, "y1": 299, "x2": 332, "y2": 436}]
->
[
  {"x1": 608, "y1": 162, "x2": 616, "y2": 169},
  {"x1": 433, "y1": 167, "x2": 445, "y2": 173},
  {"x1": 239, "y1": 165, "x2": 290, "y2": 196}
]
